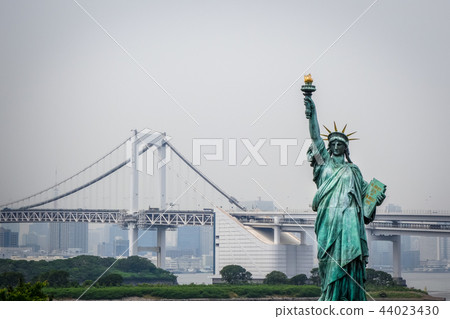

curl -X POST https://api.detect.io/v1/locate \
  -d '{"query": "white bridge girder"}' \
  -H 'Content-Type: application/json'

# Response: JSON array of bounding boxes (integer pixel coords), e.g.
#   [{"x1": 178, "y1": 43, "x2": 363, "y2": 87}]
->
[
  {"x1": 138, "y1": 210, "x2": 214, "y2": 227},
  {"x1": 0, "y1": 209, "x2": 124, "y2": 224},
  {"x1": 0, "y1": 209, "x2": 214, "y2": 228}
]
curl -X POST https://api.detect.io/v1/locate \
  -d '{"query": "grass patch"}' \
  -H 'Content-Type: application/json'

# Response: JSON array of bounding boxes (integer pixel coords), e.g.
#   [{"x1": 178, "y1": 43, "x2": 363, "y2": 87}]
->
[
  {"x1": 45, "y1": 284, "x2": 321, "y2": 300},
  {"x1": 366, "y1": 285, "x2": 440, "y2": 300},
  {"x1": 44, "y1": 283, "x2": 436, "y2": 301}
]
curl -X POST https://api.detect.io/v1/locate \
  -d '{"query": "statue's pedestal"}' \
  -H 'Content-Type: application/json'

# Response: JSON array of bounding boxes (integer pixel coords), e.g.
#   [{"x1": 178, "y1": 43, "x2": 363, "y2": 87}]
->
[{"x1": 393, "y1": 277, "x2": 407, "y2": 287}]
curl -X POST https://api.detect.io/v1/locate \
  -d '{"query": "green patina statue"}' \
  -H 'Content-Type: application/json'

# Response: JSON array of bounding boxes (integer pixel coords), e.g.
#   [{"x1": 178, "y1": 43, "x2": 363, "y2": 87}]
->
[{"x1": 302, "y1": 75, "x2": 386, "y2": 301}]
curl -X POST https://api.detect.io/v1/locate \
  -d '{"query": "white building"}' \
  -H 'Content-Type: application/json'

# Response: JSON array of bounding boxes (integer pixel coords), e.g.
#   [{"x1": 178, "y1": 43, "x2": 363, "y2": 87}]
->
[{"x1": 214, "y1": 209, "x2": 313, "y2": 279}]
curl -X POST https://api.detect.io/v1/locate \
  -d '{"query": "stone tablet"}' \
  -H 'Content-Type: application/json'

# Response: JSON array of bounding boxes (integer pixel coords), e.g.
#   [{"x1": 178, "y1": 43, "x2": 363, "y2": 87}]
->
[{"x1": 364, "y1": 178, "x2": 386, "y2": 220}]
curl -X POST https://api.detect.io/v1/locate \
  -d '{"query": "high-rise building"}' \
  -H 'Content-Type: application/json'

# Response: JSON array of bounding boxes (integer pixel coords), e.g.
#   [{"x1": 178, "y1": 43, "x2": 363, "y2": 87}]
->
[
  {"x1": 439, "y1": 237, "x2": 450, "y2": 261},
  {"x1": 49, "y1": 223, "x2": 88, "y2": 254},
  {"x1": 29, "y1": 223, "x2": 49, "y2": 251},
  {"x1": 0, "y1": 227, "x2": 19, "y2": 247},
  {"x1": 199, "y1": 226, "x2": 213, "y2": 256},
  {"x1": 97, "y1": 242, "x2": 114, "y2": 257},
  {"x1": 178, "y1": 226, "x2": 201, "y2": 256},
  {"x1": 419, "y1": 237, "x2": 439, "y2": 261},
  {"x1": 23, "y1": 232, "x2": 40, "y2": 252},
  {"x1": 108, "y1": 224, "x2": 128, "y2": 243},
  {"x1": 113, "y1": 238, "x2": 129, "y2": 257},
  {"x1": 137, "y1": 229, "x2": 157, "y2": 248}
]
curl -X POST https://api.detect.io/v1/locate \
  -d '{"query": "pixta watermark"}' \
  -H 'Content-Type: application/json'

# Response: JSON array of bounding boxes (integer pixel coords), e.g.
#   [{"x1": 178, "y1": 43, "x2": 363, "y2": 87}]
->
[
  {"x1": 126, "y1": 134, "x2": 318, "y2": 176},
  {"x1": 192, "y1": 138, "x2": 314, "y2": 166},
  {"x1": 125, "y1": 129, "x2": 172, "y2": 176}
]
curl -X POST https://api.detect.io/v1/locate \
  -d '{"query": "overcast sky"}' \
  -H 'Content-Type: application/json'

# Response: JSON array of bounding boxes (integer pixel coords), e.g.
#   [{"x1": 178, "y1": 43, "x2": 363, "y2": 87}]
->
[{"x1": 1, "y1": 0, "x2": 449, "y2": 211}]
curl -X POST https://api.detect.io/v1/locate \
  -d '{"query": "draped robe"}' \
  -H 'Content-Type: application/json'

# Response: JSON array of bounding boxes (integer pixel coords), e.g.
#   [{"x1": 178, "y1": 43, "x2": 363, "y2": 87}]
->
[{"x1": 308, "y1": 139, "x2": 371, "y2": 301}]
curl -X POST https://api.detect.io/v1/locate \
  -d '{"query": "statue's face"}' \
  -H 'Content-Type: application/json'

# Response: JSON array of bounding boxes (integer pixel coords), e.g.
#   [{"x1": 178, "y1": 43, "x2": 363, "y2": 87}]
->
[{"x1": 330, "y1": 140, "x2": 346, "y2": 156}]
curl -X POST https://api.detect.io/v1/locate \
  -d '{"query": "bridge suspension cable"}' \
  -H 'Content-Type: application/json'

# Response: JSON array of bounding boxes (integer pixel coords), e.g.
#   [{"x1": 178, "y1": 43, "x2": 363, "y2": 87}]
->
[
  {"x1": 0, "y1": 136, "x2": 132, "y2": 209},
  {"x1": 2, "y1": 130, "x2": 246, "y2": 211},
  {"x1": 17, "y1": 139, "x2": 162, "y2": 209},
  {"x1": 164, "y1": 140, "x2": 246, "y2": 211}
]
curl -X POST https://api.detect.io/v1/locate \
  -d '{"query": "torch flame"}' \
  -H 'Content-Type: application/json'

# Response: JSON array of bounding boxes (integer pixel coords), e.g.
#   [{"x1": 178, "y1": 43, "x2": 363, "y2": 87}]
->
[{"x1": 304, "y1": 74, "x2": 313, "y2": 84}]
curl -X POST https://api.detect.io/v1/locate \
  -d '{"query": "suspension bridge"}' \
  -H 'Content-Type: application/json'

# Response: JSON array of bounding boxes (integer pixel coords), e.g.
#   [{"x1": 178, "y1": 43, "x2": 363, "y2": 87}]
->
[
  {"x1": 1, "y1": 128, "x2": 450, "y2": 281},
  {"x1": 0, "y1": 129, "x2": 243, "y2": 268}
]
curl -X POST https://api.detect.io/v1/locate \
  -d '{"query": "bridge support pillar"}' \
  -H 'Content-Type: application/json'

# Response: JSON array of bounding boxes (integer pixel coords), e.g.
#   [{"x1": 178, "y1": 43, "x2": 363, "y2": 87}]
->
[
  {"x1": 273, "y1": 217, "x2": 281, "y2": 245},
  {"x1": 128, "y1": 223, "x2": 138, "y2": 256},
  {"x1": 273, "y1": 226, "x2": 281, "y2": 245},
  {"x1": 299, "y1": 231, "x2": 306, "y2": 245},
  {"x1": 371, "y1": 234, "x2": 406, "y2": 286},
  {"x1": 437, "y1": 237, "x2": 441, "y2": 260},
  {"x1": 157, "y1": 227, "x2": 166, "y2": 268},
  {"x1": 392, "y1": 235, "x2": 405, "y2": 285}
]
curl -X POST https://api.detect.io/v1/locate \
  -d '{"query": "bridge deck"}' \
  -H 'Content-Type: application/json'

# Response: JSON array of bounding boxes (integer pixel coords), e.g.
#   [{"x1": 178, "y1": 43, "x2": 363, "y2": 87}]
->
[
  {"x1": 0, "y1": 208, "x2": 214, "y2": 227},
  {"x1": 240, "y1": 215, "x2": 450, "y2": 237},
  {"x1": 2, "y1": 209, "x2": 448, "y2": 235}
]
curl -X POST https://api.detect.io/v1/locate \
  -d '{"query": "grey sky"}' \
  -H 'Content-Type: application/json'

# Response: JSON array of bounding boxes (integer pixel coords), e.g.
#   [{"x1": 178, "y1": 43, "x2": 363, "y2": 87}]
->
[{"x1": 1, "y1": 0, "x2": 449, "y2": 210}]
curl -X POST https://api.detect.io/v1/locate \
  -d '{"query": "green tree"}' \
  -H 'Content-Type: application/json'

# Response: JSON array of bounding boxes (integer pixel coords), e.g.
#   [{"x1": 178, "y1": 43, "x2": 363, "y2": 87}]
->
[
  {"x1": 38, "y1": 270, "x2": 70, "y2": 287},
  {"x1": 0, "y1": 272, "x2": 24, "y2": 288},
  {"x1": 115, "y1": 256, "x2": 156, "y2": 273},
  {"x1": 0, "y1": 281, "x2": 48, "y2": 301},
  {"x1": 220, "y1": 265, "x2": 252, "y2": 284},
  {"x1": 366, "y1": 268, "x2": 395, "y2": 287},
  {"x1": 0, "y1": 255, "x2": 176, "y2": 286},
  {"x1": 309, "y1": 268, "x2": 321, "y2": 286},
  {"x1": 97, "y1": 273, "x2": 123, "y2": 287},
  {"x1": 263, "y1": 271, "x2": 288, "y2": 285},
  {"x1": 290, "y1": 274, "x2": 307, "y2": 286}
]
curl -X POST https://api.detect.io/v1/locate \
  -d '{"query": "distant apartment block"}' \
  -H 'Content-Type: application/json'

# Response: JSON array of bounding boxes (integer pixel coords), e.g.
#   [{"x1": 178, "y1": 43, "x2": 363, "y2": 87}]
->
[{"x1": 0, "y1": 227, "x2": 19, "y2": 247}]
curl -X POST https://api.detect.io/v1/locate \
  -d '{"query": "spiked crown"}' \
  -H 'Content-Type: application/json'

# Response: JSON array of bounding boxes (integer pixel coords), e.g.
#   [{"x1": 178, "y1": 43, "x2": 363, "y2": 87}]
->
[{"x1": 321, "y1": 122, "x2": 358, "y2": 146}]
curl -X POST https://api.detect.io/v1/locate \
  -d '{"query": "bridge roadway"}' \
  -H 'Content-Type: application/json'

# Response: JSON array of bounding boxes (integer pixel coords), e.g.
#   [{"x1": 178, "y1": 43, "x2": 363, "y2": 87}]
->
[
  {"x1": 3, "y1": 208, "x2": 449, "y2": 239},
  {"x1": 2, "y1": 208, "x2": 446, "y2": 235},
  {"x1": 232, "y1": 211, "x2": 450, "y2": 237},
  {"x1": 0, "y1": 208, "x2": 214, "y2": 228},
  {"x1": 231, "y1": 210, "x2": 450, "y2": 221},
  {"x1": 3, "y1": 208, "x2": 449, "y2": 279}
]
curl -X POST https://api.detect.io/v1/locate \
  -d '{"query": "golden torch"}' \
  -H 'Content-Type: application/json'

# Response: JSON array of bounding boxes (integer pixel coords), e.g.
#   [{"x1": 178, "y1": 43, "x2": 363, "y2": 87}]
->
[{"x1": 300, "y1": 74, "x2": 316, "y2": 97}]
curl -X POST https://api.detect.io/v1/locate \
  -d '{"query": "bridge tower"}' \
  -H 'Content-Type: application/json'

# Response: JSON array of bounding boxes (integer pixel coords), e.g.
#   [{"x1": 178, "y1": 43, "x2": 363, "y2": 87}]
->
[
  {"x1": 156, "y1": 134, "x2": 167, "y2": 268},
  {"x1": 126, "y1": 130, "x2": 169, "y2": 269},
  {"x1": 128, "y1": 129, "x2": 139, "y2": 256}
]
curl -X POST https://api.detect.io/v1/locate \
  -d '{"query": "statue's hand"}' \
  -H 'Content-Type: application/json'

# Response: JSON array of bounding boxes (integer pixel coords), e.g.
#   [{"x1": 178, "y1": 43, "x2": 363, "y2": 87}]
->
[
  {"x1": 304, "y1": 96, "x2": 315, "y2": 119},
  {"x1": 376, "y1": 191, "x2": 386, "y2": 206}
]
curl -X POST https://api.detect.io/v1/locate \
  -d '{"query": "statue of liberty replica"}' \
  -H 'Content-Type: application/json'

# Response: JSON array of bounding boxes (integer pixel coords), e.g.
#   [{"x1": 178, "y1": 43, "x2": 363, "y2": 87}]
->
[{"x1": 302, "y1": 75, "x2": 386, "y2": 301}]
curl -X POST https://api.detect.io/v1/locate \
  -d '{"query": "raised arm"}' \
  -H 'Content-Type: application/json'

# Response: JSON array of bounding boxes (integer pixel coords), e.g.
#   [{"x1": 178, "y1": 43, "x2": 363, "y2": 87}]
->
[{"x1": 304, "y1": 96, "x2": 321, "y2": 143}]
